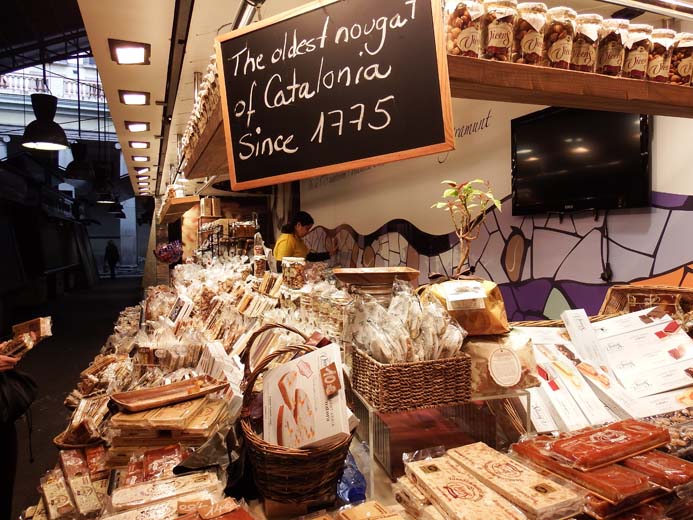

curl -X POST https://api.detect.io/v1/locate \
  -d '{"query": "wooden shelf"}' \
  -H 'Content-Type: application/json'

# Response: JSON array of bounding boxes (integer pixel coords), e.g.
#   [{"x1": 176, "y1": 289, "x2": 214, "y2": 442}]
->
[
  {"x1": 183, "y1": 108, "x2": 226, "y2": 180},
  {"x1": 159, "y1": 195, "x2": 200, "y2": 225},
  {"x1": 447, "y1": 55, "x2": 693, "y2": 118},
  {"x1": 179, "y1": 58, "x2": 693, "y2": 185}
]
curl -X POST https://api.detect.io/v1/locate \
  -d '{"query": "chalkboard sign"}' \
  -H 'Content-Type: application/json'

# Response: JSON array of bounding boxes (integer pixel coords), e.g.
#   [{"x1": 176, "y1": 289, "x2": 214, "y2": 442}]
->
[{"x1": 215, "y1": 0, "x2": 454, "y2": 190}]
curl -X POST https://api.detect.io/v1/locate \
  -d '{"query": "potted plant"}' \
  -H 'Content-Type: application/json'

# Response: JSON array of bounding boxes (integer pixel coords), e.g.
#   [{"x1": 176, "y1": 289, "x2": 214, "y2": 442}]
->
[{"x1": 432, "y1": 179, "x2": 501, "y2": 277}]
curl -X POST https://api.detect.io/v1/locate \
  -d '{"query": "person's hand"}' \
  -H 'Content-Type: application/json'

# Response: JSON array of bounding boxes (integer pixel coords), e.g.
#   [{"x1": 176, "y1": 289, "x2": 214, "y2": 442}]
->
[{"x1": 0, "y1": 355, "x2": 18, "y2": 372}]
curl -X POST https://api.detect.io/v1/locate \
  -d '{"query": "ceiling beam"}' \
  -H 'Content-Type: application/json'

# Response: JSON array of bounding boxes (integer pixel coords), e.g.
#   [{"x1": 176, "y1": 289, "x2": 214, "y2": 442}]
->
[{"x1": 155, "y1": 0, "x2": 195, "y2": 196}]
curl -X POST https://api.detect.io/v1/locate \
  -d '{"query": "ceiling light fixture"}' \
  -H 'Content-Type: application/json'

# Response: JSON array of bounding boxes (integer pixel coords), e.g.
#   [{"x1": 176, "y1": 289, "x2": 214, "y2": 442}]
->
[
  {"x1": 136, "y1": 175, "x2": 150, "y2": 180},
  {"x1": 132, "y1": 156, "x2": 149, "y2": 162},
  {"x1": 126, "y1": 121, "x2": 150, "y2": 132},
  {"x1": 96, "y1": 193, "x2": 115, "y2": 204},
  {"x1": 137, "y1": 181, "x2": 149, "y2": 186},
  {"x1": 65, "y1": 142, "x2": 95, "y2": 180},
  {"x1": 21, "y1": 94, "x2": 69, "y2": 150},
  {"x1": 119, "y1": 90, "x2": 150, "y2": 105},
  {"x1": 135, "y1": 167, "x2": 149, "y2": 174},
  {"x1": 108, "y1": 38, "x2": 152, "y2": 65},
  {"x1": 129, "y1": 141, "x2": 149, "y2": 149}
]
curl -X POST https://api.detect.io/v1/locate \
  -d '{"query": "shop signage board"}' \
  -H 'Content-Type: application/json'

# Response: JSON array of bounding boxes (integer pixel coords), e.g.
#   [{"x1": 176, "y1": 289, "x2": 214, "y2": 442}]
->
[{"x1": 215, "y1": 0, "x2": 454, "y2": 190}]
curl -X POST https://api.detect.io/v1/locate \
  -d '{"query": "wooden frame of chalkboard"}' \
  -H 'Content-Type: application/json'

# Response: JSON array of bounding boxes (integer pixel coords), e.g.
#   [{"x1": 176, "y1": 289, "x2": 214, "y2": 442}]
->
[{"x1": 215, "y1": 0, "x2": 454, "y2": 191}]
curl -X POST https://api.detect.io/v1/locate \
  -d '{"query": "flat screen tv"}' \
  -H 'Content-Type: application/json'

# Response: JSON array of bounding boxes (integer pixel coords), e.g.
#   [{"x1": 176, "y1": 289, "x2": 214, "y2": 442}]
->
[{"x1": 511, "y1": 107, "x2": 650, "y2": 216}]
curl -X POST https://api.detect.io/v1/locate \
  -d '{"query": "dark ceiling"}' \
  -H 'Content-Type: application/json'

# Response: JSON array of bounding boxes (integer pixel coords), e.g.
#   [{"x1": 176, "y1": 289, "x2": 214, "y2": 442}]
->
[{"x1": 0, "y1": 0, "x2": 90, "y2": 75}]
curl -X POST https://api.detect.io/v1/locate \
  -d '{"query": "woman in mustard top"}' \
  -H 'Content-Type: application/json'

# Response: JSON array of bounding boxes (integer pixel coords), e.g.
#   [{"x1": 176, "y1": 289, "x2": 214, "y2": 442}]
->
[{"x1": 273, "y1": 211, "x2": 333, "y2": 265}]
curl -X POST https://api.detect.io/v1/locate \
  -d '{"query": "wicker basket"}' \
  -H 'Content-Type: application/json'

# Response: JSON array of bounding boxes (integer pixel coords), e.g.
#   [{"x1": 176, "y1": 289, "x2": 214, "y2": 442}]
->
[
  {"x1": 350, "y1": 347, "x2": 472, "y2": 413},
  {"x1": 599, "y1": 284, "x2": 693, "y2": 324},
  {"x1": 240, "y1": 344, "x2": 354, "y2": 504},
  {"x1": 510, "y1": 314, "x2": 616, "y2": 328}
]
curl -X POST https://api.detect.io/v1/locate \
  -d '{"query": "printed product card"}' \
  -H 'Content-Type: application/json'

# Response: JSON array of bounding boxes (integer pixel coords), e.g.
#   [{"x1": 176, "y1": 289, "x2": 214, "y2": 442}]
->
[
  {"x1": 527, "y1": 388, "x2": 559, "y2": 433},
  {"x1": 561, "y1": 309, "x2": 608, "y2": 369},
  {"x1": 602, "y1": 322, "x2": 693, "y2": 370},
  {"x1": 533, "y1": 344, "x2": 616, "y2": 426},
  {"x1": 615, "y1": 358, "x2": 693, "y2": 398},
  {"x1": 442, "y1": 280, "x2": 487, "y2": 311},
  {"x1": 592, "y1": 307, "x2": 672, "y2": 340},
  {"x1": 263, "y1": 343, "x2": 350, "y2": 449},
  {"x1": 533, "y1": 347, "x2": 591, "y2": 432}
]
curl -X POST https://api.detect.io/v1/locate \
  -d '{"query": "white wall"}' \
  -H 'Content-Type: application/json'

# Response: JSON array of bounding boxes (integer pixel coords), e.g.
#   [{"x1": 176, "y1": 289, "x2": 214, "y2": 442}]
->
[{"x1": 302, "y1": 96, "x2": 693, "y2": 234}]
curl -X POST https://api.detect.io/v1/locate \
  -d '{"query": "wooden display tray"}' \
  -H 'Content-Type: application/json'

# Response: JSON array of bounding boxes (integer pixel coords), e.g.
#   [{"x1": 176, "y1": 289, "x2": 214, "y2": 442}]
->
[
  {"x1": 111, "y1": 375, "x2": 228, "y2": 413},
  {"x1": 333, "y1": 267, "x2": 419, "y2": 285},
  {"x1": 159, "y1": 195, "x2": 200, "y2": 225}
]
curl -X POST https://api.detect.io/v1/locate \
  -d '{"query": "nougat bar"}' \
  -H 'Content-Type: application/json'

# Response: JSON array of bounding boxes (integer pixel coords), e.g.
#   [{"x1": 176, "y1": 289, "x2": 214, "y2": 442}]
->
[
  {"x1": 41, "y1": 469, "x2": 76, "y2": 520},
  {"x1": 622, "y1": 450, "x2": 693, "y2": 489},
  {"x1": 549, "y1": 420, "x2": 670, "y2": 470},
  {"x1": 393, "y1": 476, "x2": 430, "y2": 515},
  {"x1": 405, "y1": 456, "x2": 526, "y2": 520},
  {"x1": 447, "y1": 443, "x2": 582, "y2": 519},
  {"x1": 513, "y1": 437, "x2": 655, "y2": 504},
  {"x1": 110, "y1": 471, "x2": 220, "y2": 511}
]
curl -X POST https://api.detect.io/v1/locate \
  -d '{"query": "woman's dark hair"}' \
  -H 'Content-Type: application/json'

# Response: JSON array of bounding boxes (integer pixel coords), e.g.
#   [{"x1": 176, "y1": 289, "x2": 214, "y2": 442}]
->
[{"x1": 281, "y1": 211, "x2": 314, "y2": 233}]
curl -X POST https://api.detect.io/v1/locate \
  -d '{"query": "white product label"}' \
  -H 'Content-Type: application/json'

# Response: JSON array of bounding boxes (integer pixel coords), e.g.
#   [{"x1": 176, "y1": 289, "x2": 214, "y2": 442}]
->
[
  {"x1": 678, "y1": 56, "x2": 693, "y2": 78},
  {"x1": 600, "y1": 41, "x2": 625, "y2": 68},
  {"x1": 623, "y1": 47, "x2": 649, "y2": 74},
  {"x1": 487, "y1": 21, "x2": 513, "y2": 49},
  {"x1": 520, "y1": 31, "x2": 543, "y2": 56},
  {"x1": 572, "y1": 41, "x2": 596, "y2": 67},
  {"x1": 444, "y1": 280, "x2": 487, "y2": 311},
  {"x1": 647, "y1": 55, "x2": 666, "y2": 79},
  {"x1": 488, "y1": 347, "x2": 522, "y2": 387},
  {"x1": 456, "y1": 26, "x2": 481, "y2": 55},
  {"x1": 548, "y1": 36, "x2": 573, "y2": 63}
]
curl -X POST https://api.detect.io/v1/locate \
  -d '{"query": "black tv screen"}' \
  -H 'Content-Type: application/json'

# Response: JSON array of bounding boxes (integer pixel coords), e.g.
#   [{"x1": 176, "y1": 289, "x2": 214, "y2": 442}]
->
[{"x1": 511, "y1": 107, "x2": 650, "y2": 216}]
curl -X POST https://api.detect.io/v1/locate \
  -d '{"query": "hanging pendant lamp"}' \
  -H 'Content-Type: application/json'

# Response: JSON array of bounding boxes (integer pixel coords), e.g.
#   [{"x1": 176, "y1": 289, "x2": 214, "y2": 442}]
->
[
  {"x1": 65, "y1": 142, "x2": 95, "y2": 180},
  {"x1": 21, "y1": 93, "x2": 69, "y2": 150}
]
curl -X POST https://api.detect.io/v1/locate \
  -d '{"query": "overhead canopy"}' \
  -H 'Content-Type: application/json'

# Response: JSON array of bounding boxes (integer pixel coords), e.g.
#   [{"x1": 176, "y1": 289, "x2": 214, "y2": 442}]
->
[{"x1": 0, "y1": 0, "x2": 89, "y2": 75}]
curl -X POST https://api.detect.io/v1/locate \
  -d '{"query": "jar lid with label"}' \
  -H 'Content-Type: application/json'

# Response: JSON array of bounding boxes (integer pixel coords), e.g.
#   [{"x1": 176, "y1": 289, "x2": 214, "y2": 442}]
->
[
  {"x1": 677, "y1": 32, "x2": 693, "y2": 48},
  {"x1": 602, "y1": 18, "x2": 629, "y2": 31},
  {"x1": 517, "y1": 2, "x2": 546, "y2": 13},
  {"x1": 483, "y1": 0, "x2": 518, "y2": 8},
  {"x1": 629, "y1": 24, "x2": 653, "y2": 34},
  {"x1": 652, "y1": 28, "x2": 677, "y2": 49},
  {"x1": 546, "y1": 6, "x2": 576, "y2": 20},
  {"x1": 576, "y1": 13, "x2": 603, "y2": 24}
]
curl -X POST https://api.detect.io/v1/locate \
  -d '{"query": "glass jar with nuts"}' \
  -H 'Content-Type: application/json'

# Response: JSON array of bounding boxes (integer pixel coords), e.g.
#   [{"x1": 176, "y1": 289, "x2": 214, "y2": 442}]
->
[
  {"x1": 570, "y1": 14, "x2": 602, "y2": 72},
  {"x1": 623, "y1": 24, "x2": 653, "y2": 79},
  {"x1": 597, "y1": 19, "x2": 629, "y2": 76},
  {"x1": 543, "y1": 7, "x2": 577, "y2": 69},
  {"x1": 482, "y1": 0, "x2": 518, "y2": 61},
  {"x1": 445, "y1": 0, "x2": 485, "y2": 58},
  {"x1": 647, "y1": 28, "x2": 676, "y2": 82},
  {"x1": 513, "y1": 3, "x2": 547, "y2": 65},
  {"x1": 670, "y1": 33, "x2": 693, "y2": 86}
]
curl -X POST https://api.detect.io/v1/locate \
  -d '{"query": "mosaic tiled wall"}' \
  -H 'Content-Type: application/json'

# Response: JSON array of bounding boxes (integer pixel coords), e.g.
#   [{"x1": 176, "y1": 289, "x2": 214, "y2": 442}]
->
[{"x1": 304, "y1": 191, "x2": 693, "y2": 321}]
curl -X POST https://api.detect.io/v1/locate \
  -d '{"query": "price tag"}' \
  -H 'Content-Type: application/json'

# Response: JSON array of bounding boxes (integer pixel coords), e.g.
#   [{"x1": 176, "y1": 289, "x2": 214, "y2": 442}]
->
[{"x1": 320, "y1": 362, "x2": 341, "y2": 398}]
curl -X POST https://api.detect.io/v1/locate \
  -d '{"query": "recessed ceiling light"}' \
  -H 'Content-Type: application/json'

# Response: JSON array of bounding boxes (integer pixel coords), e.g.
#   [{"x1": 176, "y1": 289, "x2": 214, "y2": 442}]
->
[
  {"x1": 119, "y1": 90, "x2": 150, "y2": 105},
  {"x1": 135, "y1": 167, "x2": 149, "y2": 174},
  {"x1": 109, "y1": 39, "x2": 151, "y2": 65},
  {"x1": 136, "y1": 175, "x2": 150, "y2": 180},
  {"x1": 129, "y1": 141, "x2": 149, "y2": 149},
  {"x1": 138, "y1": 181, "x2": 149, "y2": 186},
  {"x1": 126, "y1": 121, "x2": 149, "y2": 132},
  {"x1": 132, "y1": 156, "x2": 149, "y2": 162}
]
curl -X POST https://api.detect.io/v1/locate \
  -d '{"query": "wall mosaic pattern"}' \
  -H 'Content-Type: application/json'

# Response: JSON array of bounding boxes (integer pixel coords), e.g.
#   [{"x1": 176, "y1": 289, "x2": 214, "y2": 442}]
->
[{"x1": 305, "y1": 191, "x2": 693, "y2": 321}]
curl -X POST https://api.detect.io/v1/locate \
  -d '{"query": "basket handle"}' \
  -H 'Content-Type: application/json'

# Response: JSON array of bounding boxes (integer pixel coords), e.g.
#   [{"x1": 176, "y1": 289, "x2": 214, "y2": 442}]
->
[
  {"x1": 239, "y1": 321, "x2": 309, "y2": 371},
  {"x1": 241, "y1": 343, "x2": 316, "y2": 418}
]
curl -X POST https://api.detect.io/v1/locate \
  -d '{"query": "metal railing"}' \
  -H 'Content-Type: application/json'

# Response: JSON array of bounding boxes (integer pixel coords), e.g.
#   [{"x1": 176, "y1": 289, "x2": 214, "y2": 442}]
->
[{"x1": 0, "y1": 73, "x2": 106, "y2": 103}]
